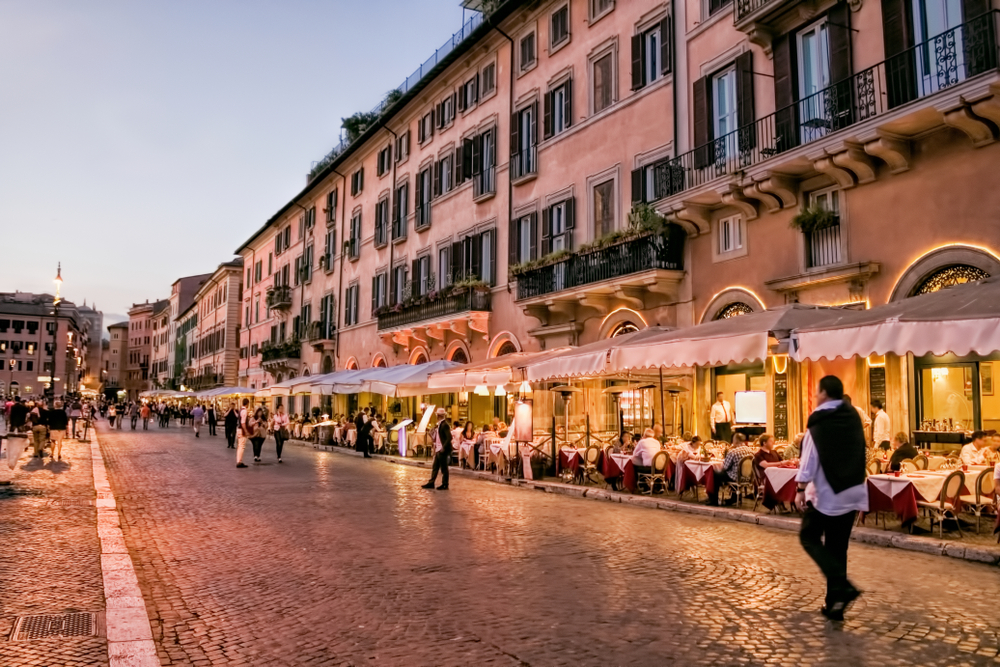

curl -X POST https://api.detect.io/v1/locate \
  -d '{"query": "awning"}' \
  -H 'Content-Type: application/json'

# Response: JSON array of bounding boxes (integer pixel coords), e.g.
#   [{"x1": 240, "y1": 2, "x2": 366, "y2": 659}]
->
[
  {"x1": 351, "y1": 360, "x2": 459, "y2": 397},
  {"x1": 791, "y1": 276, "x2": 1000, "y2": 361},
  {"x1": 264, "y1": 375, "x2": 318, "y2": 397},
  {"x1": 308, "y1": 369, "x2": 372, "y2": 395},
  {"x1": 427, "y1": 349, "x2": 571, "y2": 390},
  {"x1": 609, "y1": 305, "x2": 849, "y2": 372},
  {"x1": 526, "y1": 327, "x2": 670, "y2": 382}
]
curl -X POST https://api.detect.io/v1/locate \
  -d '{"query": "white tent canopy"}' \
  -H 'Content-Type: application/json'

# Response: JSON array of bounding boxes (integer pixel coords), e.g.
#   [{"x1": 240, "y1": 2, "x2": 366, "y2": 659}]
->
[
  {"x1": 609, "y1": 305, "x2": 850, "y2": 372},
  {"x1": 427, "y1": 349, "x2": 571, "y2": 389},
  {"x1": 349, "y1": 360, "x2": 459, "y2": 397},
  {"x1": 525, "y1": 327, "x2": 669, "y2": 382},
  {"x1": 308, "y1": 368, "x2": 373, "y2": 395},
  {"x1": 791, "y1": 276, "x2": 1000, "y2": 361}
]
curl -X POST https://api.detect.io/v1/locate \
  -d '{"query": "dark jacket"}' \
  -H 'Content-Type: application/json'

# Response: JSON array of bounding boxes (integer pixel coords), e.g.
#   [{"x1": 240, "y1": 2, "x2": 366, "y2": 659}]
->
[
  {"x1": 48, "y1": 408, "x2": 69, "y2": 431},
  {"x1": 9, "y1": 402, "x2": 28, "y2": 429},
  {"x1": 807, "y1": 402, "x2": 867, "y2": 493},
  {"x1": 889, "y1": 443, "x2": 920, "y2": 471},
  {"x1": 224, "y1": 409, "x2": 239, "y2": 430},
  {"x1": 438, "y1": 419, "x2": 453, "y2": 453}
]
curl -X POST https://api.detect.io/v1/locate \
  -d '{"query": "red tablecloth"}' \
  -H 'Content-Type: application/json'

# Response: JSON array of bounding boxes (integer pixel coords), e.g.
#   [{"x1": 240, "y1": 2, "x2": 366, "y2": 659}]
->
[
  {"x1": 600, "y1": 454, "x2": 637, "y2": 493},
  {"x1": 558, "y1": 449, "x2": 581, "y2": 475},
  {"x1": 676, "y1": 462, "x2": 716, "y2": 495},
  {"x1": 865, "y1": 480, "x2": 919, "y2": 524},
  {"x1": 762, "y1": 476, "x2": 797, "y2": 510}
]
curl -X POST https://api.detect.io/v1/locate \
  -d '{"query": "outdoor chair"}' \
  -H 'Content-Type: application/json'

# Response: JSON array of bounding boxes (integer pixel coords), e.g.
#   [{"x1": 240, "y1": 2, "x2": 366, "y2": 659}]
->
[
  {"x1": 637, "y1": 451, "x2": 669, "y2": 495},
  {"x1": 727, "y1": 456, "x2": 755, "y2": 506},
  {"x1": 916, "y1": 470, "x2": 966, "y2": 538},
  {"x1": 751, "y1": 469, "x2": 767, "y2": 512},
  {"x1": 961, "y1": 468, "x2": 996, "y2": 532},
  {"x1": 912, "y1": 454, "x2": 929, "y2": 470},
  {"x1": 866, "y1": 460, "x2": 880, "y2": 476},
  {"x1": 577, "y1": 445, "x2": 602, "y2": 485}
]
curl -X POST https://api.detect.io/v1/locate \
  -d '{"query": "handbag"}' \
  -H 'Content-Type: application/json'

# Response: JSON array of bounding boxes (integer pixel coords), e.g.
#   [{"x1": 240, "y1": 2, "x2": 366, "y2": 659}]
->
[{"x1": 279, "y1": 426, "x2": 290, "y2": 440}]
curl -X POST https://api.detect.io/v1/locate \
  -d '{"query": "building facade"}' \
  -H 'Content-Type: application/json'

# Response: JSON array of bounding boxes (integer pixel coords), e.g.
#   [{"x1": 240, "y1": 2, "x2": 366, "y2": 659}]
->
[
  {"x1": 167, "y1": 273, "x2": 212, "y2": 390},
  {"x1": 124, "y1": 300, "x2": 166, "y2": 399},
  {"x1": 232, "y1": 0, "x2": 1000, "y2": 437},
  {"x1": 0, "y1": 291, "x2": 85, "y2": 398},
  {"x1": 186, "y1": 259, "x2": 243, "y2": 390},
  {"x1": 105, "y1": 321, "x2": 128, "y2": 396},
  {"x1": 76, "y1": 301, "x2": 104, "y2": 391},
  {"x1": 150, "y1": 302, "x2": 171, "y2": 389}
]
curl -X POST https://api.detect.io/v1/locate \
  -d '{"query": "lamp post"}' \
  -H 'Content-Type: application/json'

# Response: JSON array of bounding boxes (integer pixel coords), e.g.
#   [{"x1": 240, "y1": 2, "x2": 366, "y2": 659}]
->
[{"x1": 47, "y1": 263, "x2": 63, "y2": 400}]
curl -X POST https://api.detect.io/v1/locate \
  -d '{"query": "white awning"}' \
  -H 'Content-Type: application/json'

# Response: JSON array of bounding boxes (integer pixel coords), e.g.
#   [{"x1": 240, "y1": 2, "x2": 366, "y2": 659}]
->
[
  {"x1": 427, "y1": 349, "x2": 571, "y2": 389},
  {"x1": 351, "y1": 360, "x2": 459, "y2": 397},
  {"x1": 526, "y1": 327, "x2": 669, "y2": 381},
  {"x1": 609, "y1": 305, "x2": 848, "y2": 371},
  {"x1": 791, "y1": 276, "x2": 1000, "y2": 361}
]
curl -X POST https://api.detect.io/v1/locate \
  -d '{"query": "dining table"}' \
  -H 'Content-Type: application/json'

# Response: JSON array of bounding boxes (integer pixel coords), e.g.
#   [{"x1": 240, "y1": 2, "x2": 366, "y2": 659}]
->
[
  {"x1": 600, "y1": 452, "x2": 637, "y2": 493},
  {"x1": 558, "y1": 447, "x2": 588, "y2": 475},
  {"x1": 762, "y1": 465, "x2": 799, "y2": 510},
  {"x1": 865, "y1": 467, "x2": 986, "y2": 524},
  {"x1": 676, "y1": 459, "x2": 721, "y2": 496}
]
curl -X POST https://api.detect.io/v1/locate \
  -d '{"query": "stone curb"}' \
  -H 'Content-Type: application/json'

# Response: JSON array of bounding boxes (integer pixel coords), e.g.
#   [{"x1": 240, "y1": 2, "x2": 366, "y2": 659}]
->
[
  {"x1": 290, "y1": 438, "x2": 1000, "y2": 566},
  {"x1": 88, "y1": 431, "x2": 159, "y2": 667}
]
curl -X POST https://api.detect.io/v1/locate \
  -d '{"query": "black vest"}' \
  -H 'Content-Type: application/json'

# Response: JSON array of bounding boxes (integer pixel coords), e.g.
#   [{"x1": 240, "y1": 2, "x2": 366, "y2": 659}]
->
[{"x1": 806, "y1": 402, "x2": 867, "y2": 493}]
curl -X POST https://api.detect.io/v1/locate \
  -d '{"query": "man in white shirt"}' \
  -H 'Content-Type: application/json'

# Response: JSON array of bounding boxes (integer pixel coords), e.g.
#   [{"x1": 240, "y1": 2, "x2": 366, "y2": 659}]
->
[
  {"x1": 960, "y1": 431, "x2": 990, "y2": 466},
  {"x1": 236, "y1": 398, "x2": 249, "y2": 468},
  {"x1": 870, "y1": 399, "x2": 891, "y2": 448},
  {"x1": 710, "y1": 393, "x2": 733, "y2": 443},
  {"x1": 632, "y1": 428, "x2": 662, "y2": 470},
  {"x1": 796, "y1": 375, "x2": 868, "y2": 621},
  {"x1": 843, "y1": 395, "x2": 871, "y2": 445}
]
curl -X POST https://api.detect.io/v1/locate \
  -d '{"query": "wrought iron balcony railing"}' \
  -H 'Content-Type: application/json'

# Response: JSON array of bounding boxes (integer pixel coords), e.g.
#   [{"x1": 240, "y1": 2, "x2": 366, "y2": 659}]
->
[
  {"x1": 516, "y1": 228, "x2": 687, "y2": 301},
  {"x1": 266, "y1": 285, "x2": 293, "y2": 310},
  {"x1": 511, "y1": 146, "x2": 537, "y2": 181},
  {"x1": 305, "y1": 320, "x2": 335, "y2": 342},
  {"x1": 646, "y1": 12, "x2": 999, "y2": 203},
  {"x1": 377, "y1": 288, "x2": 491, "y2": 331}
]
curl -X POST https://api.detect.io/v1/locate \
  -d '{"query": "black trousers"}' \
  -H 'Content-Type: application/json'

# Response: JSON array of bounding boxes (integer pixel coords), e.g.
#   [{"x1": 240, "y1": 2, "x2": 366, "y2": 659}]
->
[
  {"x1": 707, "y1": 470, "x2": 733, "y2": 504},
  {"x1": 714, "y1": 422, "x2": 733, "y2": 443},
  {"x1": 799, "y1": 506, "x2": 857, "y2": 606},
  {"x1": 274, "y1": 434, "x2": 285, "y2": 459},
  {"x1": 208, "y1": 420, "x2": 217, "y2": 436},
  {"x1": 131, "y1": 416, "x2": 137, "y2": 429},
  {"x1": 251, "y1": 437, "x2": 265, "y2": 459},
  {"x1": 428, "y1": 449, "x2": 451, "y2": 487},
  {"x1": 225, "y1": 427, "x2": 236, "y2": 448}
]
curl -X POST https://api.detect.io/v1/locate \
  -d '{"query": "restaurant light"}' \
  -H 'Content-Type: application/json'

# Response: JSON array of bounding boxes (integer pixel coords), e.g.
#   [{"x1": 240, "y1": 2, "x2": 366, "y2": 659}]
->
[
  {"x1": 518, "y1": 380, "x2": 532, "y2": 395},
  {"x1": 495, "y1": 384, "x2": 506, "y2": 396},
  {"x1": 771, "y1": 354, "x2": 789, "y2": 375},
  {"x1": 474, "y1": 384, "x2": 489, "y2": 396}
]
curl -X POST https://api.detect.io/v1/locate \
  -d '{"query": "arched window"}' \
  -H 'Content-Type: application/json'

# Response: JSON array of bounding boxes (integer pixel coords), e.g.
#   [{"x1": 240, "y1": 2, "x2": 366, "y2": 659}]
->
[
  {"x1": 495, "y1": 341, "x2": 517, "y2": 357},
  {"x1": 913, "y1": 264, "x2": 990, "y2": 296},
  {"x1": 346, "y1": 358, "x2": 359, "y2": 370},
  {"x1": 275, "y1": 373, "x2": 283, "y2": 383},
  {"x1": 450, "y1": 348, "x2": 469, "y2": 364},
  {"x1": 322, "y1": 356, "x2": 333, "y2": 374},
  {"x1": 412, "y1": 353, "x2": 428, "y2": 365},
  {"x1": 610, "y1": 322, "x2": 639, "y2": 337},
  {"x1": 374, "y1": 356, "x2": 387, "y2": 368},
  {"x1": 715, "y1": 302, "x2": 754, "y2": 320}
]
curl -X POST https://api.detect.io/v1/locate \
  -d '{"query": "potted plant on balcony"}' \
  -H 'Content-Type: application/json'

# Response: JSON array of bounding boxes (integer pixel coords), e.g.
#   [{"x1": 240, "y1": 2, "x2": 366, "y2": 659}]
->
[{"x1": 790, "y1": 204, "x2": 839, "y2": 234}]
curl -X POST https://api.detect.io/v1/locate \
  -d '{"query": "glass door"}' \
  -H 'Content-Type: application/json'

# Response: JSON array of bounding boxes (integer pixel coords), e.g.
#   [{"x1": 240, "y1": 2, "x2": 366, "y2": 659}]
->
[
  {"x1": 912, "y1": 0, "x2": 964, "y2": 93},
  {"x1": 917, "y1": 362, "x2": 978, "y2": 431},
  {"x1": 797, "y1": 19, "x2": 832, "y2": 143},
  {"x1": 712, "y1": 68, "x2": 737, "y2": 163}
]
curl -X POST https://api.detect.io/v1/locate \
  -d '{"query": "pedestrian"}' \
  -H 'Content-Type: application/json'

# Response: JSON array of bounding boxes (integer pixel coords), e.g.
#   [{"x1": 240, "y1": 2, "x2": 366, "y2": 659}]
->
[
  {"x1": 355, "y1": 409, "x2": 370, "y2": 457},
  {"x1": 108, "y1": 403, "x2": 117, "y2": 429},
  {"x1": 191, "y1": 404, "x2": 205, "y2": 438},
  {"x1": 129, "y1": 402, "x2": 139, "y2": 430},
  {"x1": 48, "y1": 400, "x2": 69, "y2": 461},
  {"x1": 116, "y1": 403, "x2": 124, "y2": 429},
  {"x1": 796, "y1": 375, "x2": 868, "y2": 621},
  {"x1": 9, "y1": 397, "x2": 29, "y2": 433},
  {"x1": 69, "y1": 399, "x2": 82, "y2": 438},
  {"x1": 271, "y1": 403, "x2": 289, "y2": 463},
  {"x1": 224, "y1": 402, "x2": 239, "y2": 449},
  {"x1": 249, "y1": 408, "x2": 267, "y2": 463},
  {"x1": 236, "y1": 398, "x2": 250, "y2": 468},
  {"x1": 207, "y1": 404, "x2": 217, "y2": 436},
  {"x1": 28, "y1": 402, "x2": 49, "y2": 458},
  {"x1": 421, "y1": 408, "x2": 451, "y2": 490},
  {"x1": 140, "y1": 403, "x2": 151, "y2": 430}
]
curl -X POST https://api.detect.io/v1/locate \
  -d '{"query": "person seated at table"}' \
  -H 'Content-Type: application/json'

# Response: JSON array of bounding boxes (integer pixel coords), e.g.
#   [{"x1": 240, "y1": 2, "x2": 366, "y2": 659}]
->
[
  {"x1": 784, "y1": 433, "x2": 804, "y2": 461},
  {"x1": 653, "y1": 423, "x2": 664, "y2": 443},
  {"x1": 707, "y1": 434, "x2": 756, "y2": 507},
  {"x1": 678, "y1": 435, "x2": 704, "y2": 460},
  {"x1": 631, "y1": 428, "x2": 662, "y2": 476},
  {"x1": 887, "y1": 432, "x2": 919, "y2": 472},
  {"x1": 960, "y1": 431, "x2": 992, "y2": 466},
  {"x1": 458, "y1": 421, "x2": 476, "y2": 468},
  {"x1": 752, "y1": 434, "x2": 783, "y2": 482},
  {"x1": 615, "y1": 431, "x2": 632, "y2": 454}
]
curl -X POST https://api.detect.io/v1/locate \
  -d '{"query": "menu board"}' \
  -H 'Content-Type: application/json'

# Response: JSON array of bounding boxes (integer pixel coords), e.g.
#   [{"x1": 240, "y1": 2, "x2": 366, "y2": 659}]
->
[
  {"x1": 773, "y1": 373, "x2": 788, "y2": 440},
  {"x1": 869, "y1": 367, "x2": 886, "y2": 411}
]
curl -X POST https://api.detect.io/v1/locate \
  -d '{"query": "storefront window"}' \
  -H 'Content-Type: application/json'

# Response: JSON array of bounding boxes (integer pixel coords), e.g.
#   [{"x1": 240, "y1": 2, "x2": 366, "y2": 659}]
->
[{"x1": 918, "y1": 364, "x2": 975, "y2": 430}]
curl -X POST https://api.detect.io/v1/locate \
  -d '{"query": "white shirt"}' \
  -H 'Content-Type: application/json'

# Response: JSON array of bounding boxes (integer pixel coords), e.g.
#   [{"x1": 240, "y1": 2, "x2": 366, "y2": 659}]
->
[
  {"x1": 994, "y1": 462, "x2": 1000, "y2": 483},
  {"x1": 961, "y1": 443, "x2": 986, "y2": 466},
  {"x1": 632, "y1": 437, "x2": 662, "y2": 467},
  {"x1": 679, "y1": 440, "x2": 701, "y2": 458},
  {"x1": 239, "y1": 408, "x2": 248, "y2": 434},
  {"x1": 854, "y1": 406, "x2": 872, "y2": 438},
  {"x1": 872, "y1": 409, "x2": 891, "y2": 445},
  {"x1": 796, "y1": 400, "x2": 869, "y2": 516},
  {"x1": 710, "y1": 401, "x2": 732, "y2": 427}
]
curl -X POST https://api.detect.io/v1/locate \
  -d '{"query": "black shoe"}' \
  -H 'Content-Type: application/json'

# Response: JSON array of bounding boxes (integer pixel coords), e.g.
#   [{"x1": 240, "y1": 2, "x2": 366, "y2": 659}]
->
[
  {"x1": 236, "y1": 463, "x2": 248, "y2": 468},
  {"x1": 421, "y1": 483, "x2": 435, "y2": 489},
  {"x1": 723, "y1": 496, "x2": 739, "y2": 506},
  {"x1": 437, "y1": 485, "x2": 449, "y2": 490},
  {"x1": 820, "y1": 605, "x2": 844, "y2": 621}
]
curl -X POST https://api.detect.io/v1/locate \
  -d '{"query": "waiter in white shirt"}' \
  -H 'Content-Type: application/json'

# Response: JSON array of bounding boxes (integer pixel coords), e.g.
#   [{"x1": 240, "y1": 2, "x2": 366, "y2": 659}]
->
[
  {"x1": 796, "y1": 375, "x2": 868, "y2": 622},
  {"x1": 710, "y1": 392, "x2": 733, "y2": 443},
  {"x1": 870, "y1": 399, "x2": 891, "y2": 448}
]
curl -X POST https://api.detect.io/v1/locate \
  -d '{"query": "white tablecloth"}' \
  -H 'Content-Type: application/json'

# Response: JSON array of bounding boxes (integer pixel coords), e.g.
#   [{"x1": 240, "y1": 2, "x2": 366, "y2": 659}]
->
[
  {"x1": 609, "y1": 453, "x2": 634, "y2": 470},
  {"x1": 763, "y1": 467, "x2": 799, "y2": 489},
  {"x1": 684, "y1": 460, "x2": 722, "y2": 483},
  {"x1": 868, "y1": 472, "x2": 959, "y2": 501}
]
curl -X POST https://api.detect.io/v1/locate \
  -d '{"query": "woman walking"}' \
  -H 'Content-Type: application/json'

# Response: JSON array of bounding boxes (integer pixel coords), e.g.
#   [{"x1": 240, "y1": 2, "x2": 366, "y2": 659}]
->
[
  {"x1": 249, "y1": 407, "x2": 267, "y2": 464},
  {"x1": 108, "y1": 404, "x2": 117, "y2": 429},
  {"x1": 271, "y1": 403, "x2": 289, "y2": 463}
]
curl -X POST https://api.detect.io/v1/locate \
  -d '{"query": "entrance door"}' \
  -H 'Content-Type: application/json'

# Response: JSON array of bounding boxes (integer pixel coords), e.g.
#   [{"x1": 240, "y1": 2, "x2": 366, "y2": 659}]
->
[
  {"x1": 911, "y1": 0, "x2": 965, "y2": 93},
  {"x1": 797, "y1": 18, "x2": 832, "y2": 143}
]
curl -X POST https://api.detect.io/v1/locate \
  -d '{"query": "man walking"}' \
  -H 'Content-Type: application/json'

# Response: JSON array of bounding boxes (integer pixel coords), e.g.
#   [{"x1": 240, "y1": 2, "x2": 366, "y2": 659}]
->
[
  {"x1": 191, "y1": 404, "x2": 205, "y2": 438},
  {"x1": 69, "y1": 399, "x2": 82, "y2": 438},
  {"x1": 236, "y1": 399, "x2": 249, "y2": 468},
  {"x1": 710, "y1": 392, "x2": 733, "y2": 443},
  {"x1": 796, "y1": 375, "x2": 868, "y2": 621},
  {"x1": 129, "y1": 402, "x2": 139, "y2": 430},
  {"x1": 140, "y1": 403, "x2": 151, "y2": 430},
  {"x1": 207, "y1": 404, "x2": 217, "y2": 436},
  {"x1": 48, "y1": 400, "x2": 69, "y2": 461},
  {"x1": 224, "y1": 402, "x2": 239, "y2": 448},
  {"x1": 422, "y1": 408, "x2": 452, "y2": 490}
]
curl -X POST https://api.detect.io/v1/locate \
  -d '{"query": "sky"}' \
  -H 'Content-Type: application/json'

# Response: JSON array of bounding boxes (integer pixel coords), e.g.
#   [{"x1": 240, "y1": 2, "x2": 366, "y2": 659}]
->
[{"x1": 0, "y1": 0, "x2": 471, "y2": 326}]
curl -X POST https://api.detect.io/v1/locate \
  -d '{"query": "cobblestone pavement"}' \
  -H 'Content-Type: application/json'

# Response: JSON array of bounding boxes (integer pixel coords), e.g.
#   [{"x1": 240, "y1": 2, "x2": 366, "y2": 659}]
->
[
  {"x1": 96, "y1": 422, "x2": 1000, "y2": 667},
  {"x1": 0, "y1": 433, "x2": 108, "y2": 667}
]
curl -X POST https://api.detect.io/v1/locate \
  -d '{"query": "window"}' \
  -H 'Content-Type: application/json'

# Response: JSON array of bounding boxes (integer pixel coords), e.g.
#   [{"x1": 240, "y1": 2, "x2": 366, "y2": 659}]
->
[
  {"x1": 481, "y1": 63, "x2": 496, "y2": 97},
  {"x1": 463, "y1": 128, "x2": 496, "y2": 198},
  {"x1": 254, "y1": 295, "x2": 261, "y2": 324},
  {"x1": 28, "y1": 321, "x2": 38, "y2": 334},
  {"x1": 267, "y1": 253, "x2": 272, "y2": 276},
  {"x1": 713, "y1": 67, "x2": 738, "y2": 149},
  {"x1": 416, "y1": 166, "x2": 433, "y2": 229},
  {"x1": 412, "y1": 255, "x2": 433, "y2": 296},
  {"x1": 717, "y1": 215, "x2": 744, "y2": 255},
  {"x1": 511, "y1": 102, "x2": 538, "y2": 180},
  {"x1": 797, "y1": 18, "x2": 832, "y2": 142},
  {"x1": 591, "y1": 0, "x2": 614, "y2": 21},
  {"x1": 293, "y1": 255, "x2": 302, "y2": 285},
  {"x1": 519, "y1": 32, "x2": 536, "y2": 72},
  {"x1": 709, "y1": 0, "x2": 730, "y2": 16},
  {"x1": 434, "y1": 154, "x2": 454, "y2": 198},
  {"x1": 805, "y1": 188, "x2": 843, "y2": 268},
  {"x1": 456, "y1": 230, "x2": 497, "y2": 285},
  {"x1": 438, "y1": 246, "x2": 452, "y2": 289},
  {"x1": 375, "y1": 197, "x2": 390, "y2": 246},
  {"x1": 544, "y1": 80, "x2": 572, "y2": 139},
  {"x1": 254, "y1": 260, "x2": 262, "y2": 283},
  {"x1": 592, "y1": 51, "x2": 615, "y2": 113},
  {"x1": 551, "y1": 5, "x2": 570, "y2": 48},
  {"x1": 283, "y1": 226, "x2": 291, "y2": 249},
  {"x1": 593, "y1": 179, "x2": 615, "y2": 237},
  {"x1": 323, "y1": 229, "x2": 336, "y2": 270},
  {"x1": 392, "y1": 182, "x2": 409, "y2": 240},
  {"x1": 693, "y1": 53, "x2": 754, "y2": 166},
  {"x1": 325, "y1": 189, "x2": 338, "y2": 224},
  {"x1": 395, "y1": 131, "x2": 410, "y2": 163},
  {"x1": 631, "y1": 15, "x2": 672, "y2": 91},
  {"x1": 459, "y1": 75, "x2": 479, "y2": 112},
  {"x1": 418, "y1": 110, "x2": 435, "y2": 144},
  {"x1": 304, "y1": 207, "x2": 316, "y2": 230},
  {"x1": 371, "y1": 272, "x2": 388, "y2": 313},
  {"x1": 392, "y1": 264, "x2": 408, "y2": 305},
  {"x1": 543, "y1": 199, "x2": 575, "y2": 254},
  {"x1": 377, "y1": 145, "x2": 393, "y2": 177},
  {"x1": 344, "y1": 284, "x2": 360, "y2": 326},
  {"x1": 349, "y1": 212, "x2": 362, "y2": 260},
  {"x1": 351, "y1": 168, "x2": 364, "y2": 196},
  {"x1": 510, "y1": 211, "x2": 538, "y2": 266},
  {"x1": 436, "y1": 94, "x2": 456, "y2": 129}
]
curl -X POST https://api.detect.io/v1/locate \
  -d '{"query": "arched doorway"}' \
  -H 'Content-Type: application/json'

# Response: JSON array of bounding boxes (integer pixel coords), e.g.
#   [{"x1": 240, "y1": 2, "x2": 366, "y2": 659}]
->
[
  {"x1": 912, "y1": 264, "x2": 990, "y2": 296},
  {"x1": 609, "y1": 321, "x2": 639, "y2": 337}
]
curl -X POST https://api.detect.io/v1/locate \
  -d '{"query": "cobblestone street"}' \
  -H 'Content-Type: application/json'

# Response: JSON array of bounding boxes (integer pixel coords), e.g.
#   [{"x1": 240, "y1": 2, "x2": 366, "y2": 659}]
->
[{"x1": 87, "y1": 422, "x2": 999, "y2": 667}]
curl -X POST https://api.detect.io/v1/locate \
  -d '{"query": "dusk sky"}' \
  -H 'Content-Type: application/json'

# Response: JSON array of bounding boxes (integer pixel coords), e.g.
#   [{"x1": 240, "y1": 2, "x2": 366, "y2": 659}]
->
[{"x1": 0, "y1": 0, "x2": 469, "y2": 325}]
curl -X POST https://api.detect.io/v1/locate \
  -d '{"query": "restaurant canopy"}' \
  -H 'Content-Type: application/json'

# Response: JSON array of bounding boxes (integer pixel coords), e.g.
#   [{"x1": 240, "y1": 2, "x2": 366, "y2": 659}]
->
[
  {"x1": 193, "y1": 386, "x2": 254, "y2": 399},
  {"x1": 348, "y1": 360, "x2": 459, "y2": 397},
  {"x1": 525, "y1": 327, "x2": 670, "y2": 382},
  {"x1": 426, "y1": 348, "x2": 572, "y2": 389},
  {"x1": 791, "y1": 276, "x2": 1000, "y2": 361},
  {"x1": 608, "y1": 305, "x2": 850, "y2": 372}
]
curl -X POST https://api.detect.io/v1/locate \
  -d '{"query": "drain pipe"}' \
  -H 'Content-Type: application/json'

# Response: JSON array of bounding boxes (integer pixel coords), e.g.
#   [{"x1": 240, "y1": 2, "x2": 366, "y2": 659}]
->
[{"x1": 488, "y1": 19, "x2": 515, "y2": 294}]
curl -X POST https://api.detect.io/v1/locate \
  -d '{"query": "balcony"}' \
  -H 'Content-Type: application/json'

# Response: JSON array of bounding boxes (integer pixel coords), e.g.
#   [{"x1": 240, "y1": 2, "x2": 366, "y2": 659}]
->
[
  {"x1": 305, "y1": 321, "x2": 336, "y2": 352},
  {"x1": 646, "y1": 13, "x2": 1000, "y2": 227},
  {"x1": 377, "y1": 287, "x2": 491, "y2": 350},
  {"x1": 266, "y1": 285, "x2": 293, "y2": 310},
  {"x1": 260, "y1": 338, "x2": 302, "y2": 373},
  {"x1": 514, "y1": 229, "x2": 686, "y2": 339}
]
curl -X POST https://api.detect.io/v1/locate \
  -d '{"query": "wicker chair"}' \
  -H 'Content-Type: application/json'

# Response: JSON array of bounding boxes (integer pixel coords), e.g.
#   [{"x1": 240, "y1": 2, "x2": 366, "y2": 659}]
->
[
  {"x1": 900, "y1": 460, "x2": 917, "y2": 473},
  {"x1": 961, "y1": 468, "x2": 996, "y2": 532},
  {"x1": 637, "y1": 451, "x2": 669, "y2": 495},
  {"x1": 727, "y1": 456, "x2": 755, "y2": 506},
  {"x1": 578, "y1": 445, "x2": 602, "y2": 485},
  {"x1": 916, "y1": 470, "x2": 966, "y2": 538},
  {"x1": 912, "y1": 454, "x2": 929, "y2": 470}
]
